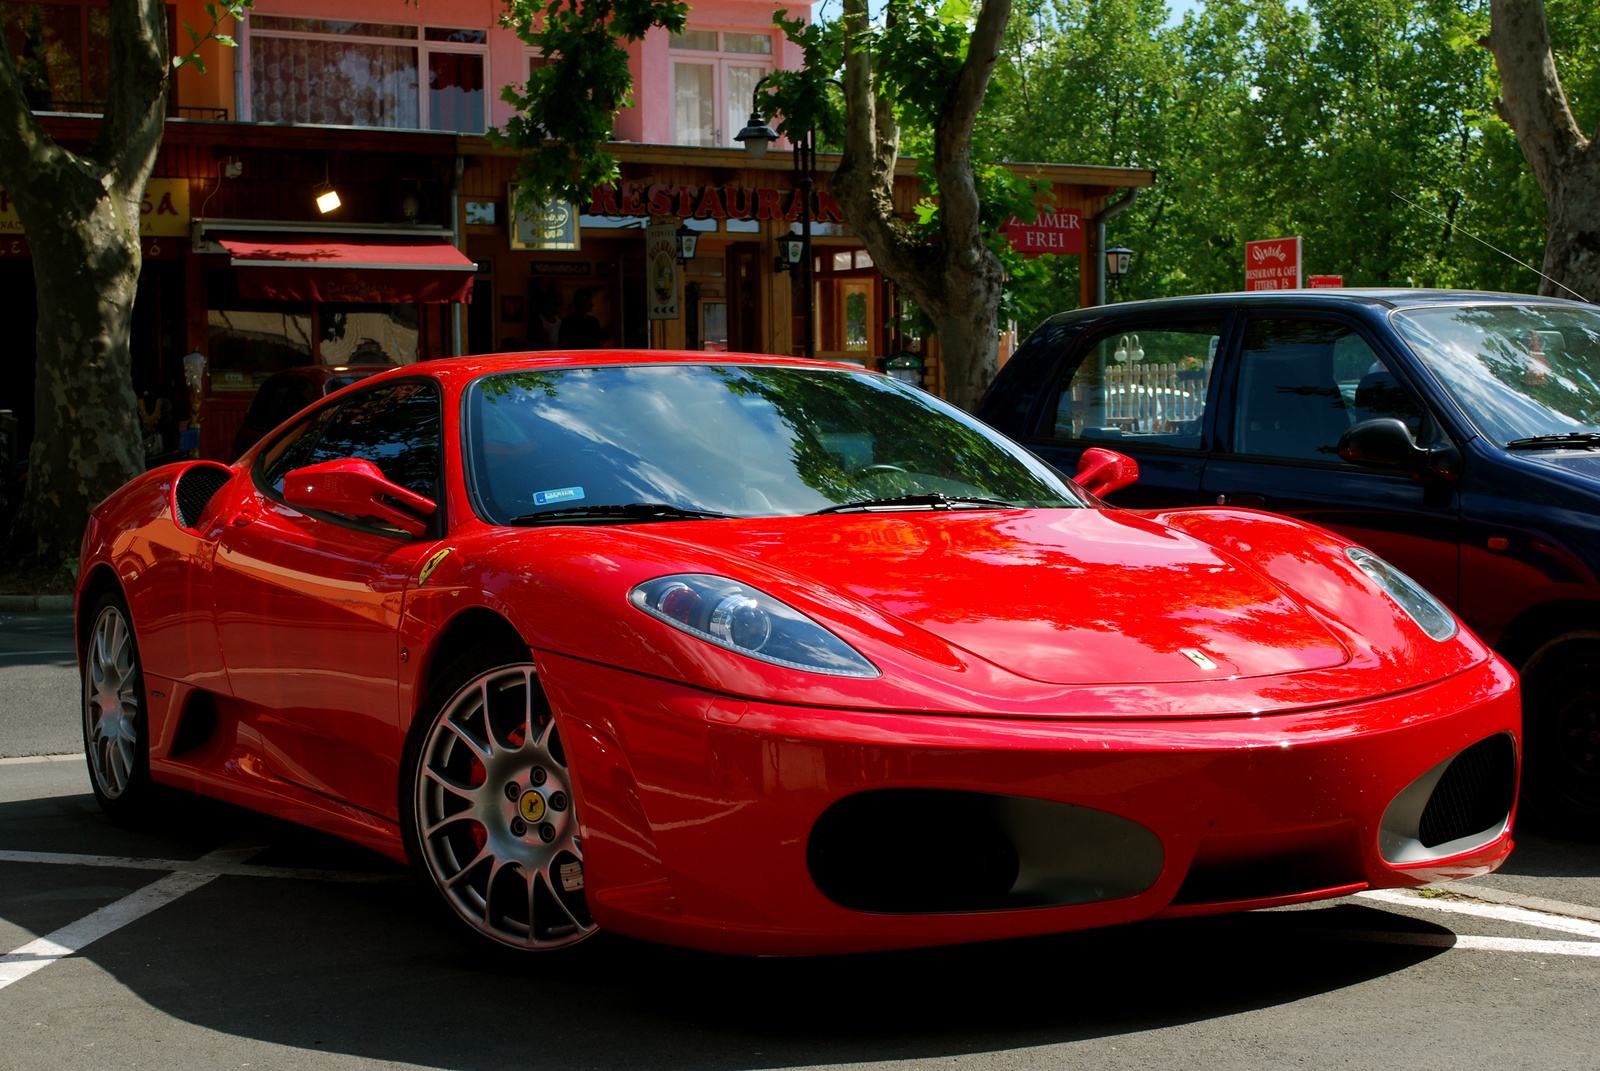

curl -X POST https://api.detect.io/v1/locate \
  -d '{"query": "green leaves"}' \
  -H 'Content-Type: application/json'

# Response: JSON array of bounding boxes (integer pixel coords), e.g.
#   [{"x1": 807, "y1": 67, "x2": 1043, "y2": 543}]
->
[
  {"x1": 496, "y1": 0, "x2": 689, "y2": 213},
  {"x1": 172, "y1": 0, "x2": 253, "y2": 74}
]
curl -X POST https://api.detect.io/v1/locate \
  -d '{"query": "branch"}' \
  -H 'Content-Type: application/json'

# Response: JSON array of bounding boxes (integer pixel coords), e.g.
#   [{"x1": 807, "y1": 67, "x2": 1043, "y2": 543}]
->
[
  {"x1": 1485, "y1": 0, "x2": 1587, "y2": 189},
  {"x1": 933, "y1": 0, "x2": 1012, "y2": 248},
  {"x1": 92, "y1": 0, "x2": 172, "y2": 184},
  {"x1": 0, "y1": 6, "x2": 69, "y2": 196},
  {"x1": 173, "y1": 1, "x2": 256, "y2": 76}
]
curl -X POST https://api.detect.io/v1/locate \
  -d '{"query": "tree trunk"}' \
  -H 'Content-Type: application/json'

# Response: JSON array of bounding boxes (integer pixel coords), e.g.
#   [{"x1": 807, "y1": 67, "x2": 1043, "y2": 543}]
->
[
  {"x1": 0, "y1": 0, "x2": 169, "y2": 583},
  {"x1": 1485, "y1": 0, "x2": 1600, "y2": 301},
  {"x1": 828, "y1": 0, "x2": 1011, "y2": 412}
]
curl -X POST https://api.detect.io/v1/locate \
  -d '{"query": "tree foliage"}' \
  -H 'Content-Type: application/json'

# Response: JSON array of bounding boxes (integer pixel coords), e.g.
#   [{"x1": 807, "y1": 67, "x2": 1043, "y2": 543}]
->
[
  {"x1": 974, "y1": 0, "x2": 1597, "y2": 333},
  {"x1": 497, "y1": 0, "x2": 688, "y2": 211}
]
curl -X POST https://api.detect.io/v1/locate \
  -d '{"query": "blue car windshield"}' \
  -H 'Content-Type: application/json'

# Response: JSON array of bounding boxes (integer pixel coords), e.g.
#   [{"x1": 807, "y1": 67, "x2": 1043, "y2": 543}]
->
[
  {"x1": 1393, "y1": 304, "x2": 1600, "y2": 446},
  {"x1": 465, "y1": 364, "x2": 1085, "y2": 523}
]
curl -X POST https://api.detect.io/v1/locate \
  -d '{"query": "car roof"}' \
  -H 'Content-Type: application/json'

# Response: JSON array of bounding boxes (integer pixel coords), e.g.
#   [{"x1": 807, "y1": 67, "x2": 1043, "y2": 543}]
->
[
  {"x1": 1035, "y1": 288, "x2": 1589, "y2": 329},
  {"x1": 366, "y1": 349, "x2": 874, "y2": 388}
]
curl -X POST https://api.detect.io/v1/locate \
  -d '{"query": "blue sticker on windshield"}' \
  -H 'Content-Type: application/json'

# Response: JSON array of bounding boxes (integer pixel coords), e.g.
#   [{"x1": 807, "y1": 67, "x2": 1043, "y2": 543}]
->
[{"x1": 534, "y1": 486, "x2": 584, "y2": 506}]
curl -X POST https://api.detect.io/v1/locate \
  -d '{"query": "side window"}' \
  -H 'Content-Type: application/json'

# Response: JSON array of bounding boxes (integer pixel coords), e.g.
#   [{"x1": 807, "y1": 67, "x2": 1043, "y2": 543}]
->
[
  {"x1": 1047, "y1": 320, "x2": 1222, "y2": 450},
  {"x1": 299, "y1": 382, "x2": 443, "y2": 499},
  {"x1": 259, "y1": 405, "x2": 337, "y2": 490},
  {"x1": 1232, "y1": 319, "x2": 1428, "y2": 463}
]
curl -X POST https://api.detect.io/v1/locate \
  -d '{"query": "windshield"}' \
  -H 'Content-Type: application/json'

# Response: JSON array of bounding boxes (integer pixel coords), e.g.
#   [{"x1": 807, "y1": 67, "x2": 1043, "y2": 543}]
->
[
  {"x1": 465, "y1": 364, "x2": 1084, "y2": 524},
  {"x1": 1392, "y1": 303, "x2": 1600, "y2": 447}
]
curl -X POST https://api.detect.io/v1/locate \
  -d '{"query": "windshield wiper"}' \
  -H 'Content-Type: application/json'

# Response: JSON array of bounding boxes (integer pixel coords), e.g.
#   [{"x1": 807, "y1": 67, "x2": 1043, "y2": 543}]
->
[
  {"x1": 510, "y1": 502, "x2": 732, "y2": 526},
  {"x1": 811, "y1": 493, "x2": 1024, "y2": 515},
  {"x1": 1504, "y1": 432, "x2": 1600, "y2": 450}
]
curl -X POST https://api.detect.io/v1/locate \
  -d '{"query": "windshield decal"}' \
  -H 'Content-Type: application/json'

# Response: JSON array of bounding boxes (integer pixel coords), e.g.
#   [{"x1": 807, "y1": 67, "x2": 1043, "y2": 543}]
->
[{"x1": 534, "y1": 485, "x2": 585, "y2": 506}]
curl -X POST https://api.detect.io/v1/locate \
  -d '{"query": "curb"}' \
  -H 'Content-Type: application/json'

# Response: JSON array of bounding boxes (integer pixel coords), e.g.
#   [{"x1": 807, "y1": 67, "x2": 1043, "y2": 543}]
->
[{"x1": 0, "y1": 594, "x2": 73, "y2": 613}]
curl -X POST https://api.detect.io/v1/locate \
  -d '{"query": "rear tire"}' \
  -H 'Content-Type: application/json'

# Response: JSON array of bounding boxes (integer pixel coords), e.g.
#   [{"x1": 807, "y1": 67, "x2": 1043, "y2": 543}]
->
[
  {"x1": 82, "y1": 590, "x2": 155, "y2": 823},
  {"x1": 399, "y1": 641, "x2": 597, "y2": 954},
  {"x1": 1520, "y1": 631, "x2": 1600, "y2": 834}
]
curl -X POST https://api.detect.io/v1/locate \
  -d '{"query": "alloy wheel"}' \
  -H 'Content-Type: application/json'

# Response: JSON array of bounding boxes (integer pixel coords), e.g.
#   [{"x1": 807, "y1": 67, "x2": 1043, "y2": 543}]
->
[
  {"x1": 84, "y1": 604, "x2": 140, "y2": 800},
  {"x1": 414, "y1": 664, "x2": 595, "y2": 950}
]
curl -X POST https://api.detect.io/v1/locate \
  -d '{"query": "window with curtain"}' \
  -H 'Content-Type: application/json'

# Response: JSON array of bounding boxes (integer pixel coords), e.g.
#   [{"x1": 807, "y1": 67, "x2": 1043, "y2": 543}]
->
[
  {"x1": 668, "y1": 27, "x2": 774, "y2": 147},
  {"x1": 248, "y1": 17, "x2": 487, "y2": 131},
  {"x1": 0, "y1": 1, "x2": 169, "y2": 113}
]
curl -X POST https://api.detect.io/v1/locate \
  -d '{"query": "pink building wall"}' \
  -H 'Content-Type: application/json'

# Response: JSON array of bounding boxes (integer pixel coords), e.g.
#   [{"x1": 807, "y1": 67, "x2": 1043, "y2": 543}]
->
[{"x1": 243, "y1": 0, "x2": 805, "y2": 143}]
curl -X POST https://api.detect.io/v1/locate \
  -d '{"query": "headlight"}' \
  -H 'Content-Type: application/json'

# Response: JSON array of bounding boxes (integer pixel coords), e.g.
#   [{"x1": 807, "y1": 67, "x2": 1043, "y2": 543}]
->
[
  {"x1": 629, "y1": 574, "x2": 880, "y2": 678},
  {"x1": 1344, "y1": 547, "x2": 1458, "y2": 641}
]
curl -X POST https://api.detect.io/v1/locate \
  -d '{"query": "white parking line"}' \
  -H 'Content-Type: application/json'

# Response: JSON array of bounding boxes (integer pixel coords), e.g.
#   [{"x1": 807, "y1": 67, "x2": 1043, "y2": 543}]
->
[
  {"x1": 1357, "y1": 888, "x2": 1600, "y2": 941},
  {"x1": 0, "y1": 848, "x2": 410, "y2": 884},
  {"x1": 0, "y1": 840, "x2": 268, "y2": 991},
  {"x1": 0, "y1": 754, "x2": 82, "y2": 766},
  {"x1": 1324, "y1": 929, "x2": 1600, "y2": 957}
]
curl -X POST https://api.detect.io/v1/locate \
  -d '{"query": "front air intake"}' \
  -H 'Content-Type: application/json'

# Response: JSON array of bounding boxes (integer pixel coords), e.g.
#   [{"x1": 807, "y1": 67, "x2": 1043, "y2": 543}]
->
[
  {"x1": 807, "y1": 789, "x2": 1163, "y2": 914},
  {"x1": 1379, "y1": 733, "x2": 1517, "y2": 864}
]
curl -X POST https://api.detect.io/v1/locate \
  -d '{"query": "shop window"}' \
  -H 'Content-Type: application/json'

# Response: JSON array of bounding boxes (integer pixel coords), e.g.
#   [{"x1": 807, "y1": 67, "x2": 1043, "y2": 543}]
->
[
  {"x1": 248, "y1": 15, "x2": 488, "y2": 132},
  {"x1": 844, "y1": 286, "x2": 869, "y2": 351},
  {"x1": 207, "y1": 271, "x2": 420, "y2": 390},
  {"x1": 668, "y1": 26, "x2": 774, "y2": 148},
  {"x1": 1, "y1": 1, "x2": 174, "y2": 114}
]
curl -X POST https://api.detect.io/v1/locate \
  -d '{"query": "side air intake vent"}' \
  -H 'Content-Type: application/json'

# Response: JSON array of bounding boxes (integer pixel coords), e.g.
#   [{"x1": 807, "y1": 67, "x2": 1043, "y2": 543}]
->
[
  {"x1": 174, "y1": 464, "x2": 232, "y2": 530},
  {"x1": 1379, "y1": 733, "x2": 1517, "y2": 864},
  {"x1": 1419, "y1": 734, "x2": 1517, "y2": 848}
]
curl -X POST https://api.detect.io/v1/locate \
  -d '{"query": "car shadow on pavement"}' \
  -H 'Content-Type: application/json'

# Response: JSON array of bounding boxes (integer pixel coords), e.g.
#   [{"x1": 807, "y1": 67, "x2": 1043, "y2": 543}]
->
[{"x1": 0, "y1": 787, "x2": 1464, "y2": 1070}]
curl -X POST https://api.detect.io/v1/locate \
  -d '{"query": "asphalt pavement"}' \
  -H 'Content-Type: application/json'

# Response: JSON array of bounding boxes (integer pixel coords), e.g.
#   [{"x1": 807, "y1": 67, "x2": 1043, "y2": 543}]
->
[
  {"x1": 0, "y1": 614, "x2": 78, "y2": 759},
  {"x1": 1, "y1": 612, "x2": 1598, "y2": 1070}
]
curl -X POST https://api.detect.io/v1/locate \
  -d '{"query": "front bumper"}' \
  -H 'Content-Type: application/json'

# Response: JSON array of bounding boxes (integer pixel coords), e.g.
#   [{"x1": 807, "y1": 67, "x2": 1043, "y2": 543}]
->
[{"x1": 539, "y1": 651, "x2": 1520, "y2": 956}]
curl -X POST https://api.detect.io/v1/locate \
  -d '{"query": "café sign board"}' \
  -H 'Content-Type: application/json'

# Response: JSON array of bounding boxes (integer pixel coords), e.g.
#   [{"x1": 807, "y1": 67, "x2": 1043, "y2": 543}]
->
[
  {"x1": 1005, "y1": 207, "x2": 1083, "y2": 257},
  {"x1": 1, "y1": 178, "x2": 189, "y2": 237},
  {"x1": 1308, "y1": 274, "x2": 1344, "y2": 288},
  {"x1": 1245, "y1": 236, "x2": 1302, "y2": 290}
]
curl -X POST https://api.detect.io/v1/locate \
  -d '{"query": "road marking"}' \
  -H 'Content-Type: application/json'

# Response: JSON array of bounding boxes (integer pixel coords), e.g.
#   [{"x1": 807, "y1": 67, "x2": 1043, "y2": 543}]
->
[
  {"x1": 1358, "y1": 888, "x2": 1600, "y2": 941},
  {"x1": 0, "y1": 848, "x2": 409, "y2": 884},
  {"x1": 0, "y1": 839, "x2": 269, "y2": 992},
  {"x1": 0, "y1": 754, "x2": 82, "y2": 766},
  {"x1": 1323, "y1": 929, "x2": 1600, "y2": 957},
  {"x1": 1439, "y1": 882, "x2": 1600, "y2": 925}
]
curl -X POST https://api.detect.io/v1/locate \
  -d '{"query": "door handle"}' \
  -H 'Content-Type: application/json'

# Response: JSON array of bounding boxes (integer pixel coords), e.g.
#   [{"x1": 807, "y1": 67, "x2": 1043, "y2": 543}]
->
[
  {"x1": 1217, "y1": 493, "x2": 1267, "y2": 509},
  {"x1": 229, "y1": 509, "x2": 257, "y2": 527}
]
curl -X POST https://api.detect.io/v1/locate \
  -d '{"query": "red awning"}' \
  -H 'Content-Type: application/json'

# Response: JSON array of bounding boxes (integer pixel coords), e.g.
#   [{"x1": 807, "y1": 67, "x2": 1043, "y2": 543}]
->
[{"x1": 216, "y1": 233, "x2": 476, "y2": 304}]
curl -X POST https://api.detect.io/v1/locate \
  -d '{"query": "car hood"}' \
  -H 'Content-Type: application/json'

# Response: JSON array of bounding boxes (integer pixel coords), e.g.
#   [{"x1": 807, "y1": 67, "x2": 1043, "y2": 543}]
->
[{"x1": 666, "y1": 508, "x2": 1350, "y2": 686}]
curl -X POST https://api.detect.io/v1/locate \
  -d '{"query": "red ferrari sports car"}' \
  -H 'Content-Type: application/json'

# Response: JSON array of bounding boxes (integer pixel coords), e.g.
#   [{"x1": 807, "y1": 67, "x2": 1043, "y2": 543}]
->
[{"x1": 77, "y1": 350, "x2": 1520, "y2": 956}]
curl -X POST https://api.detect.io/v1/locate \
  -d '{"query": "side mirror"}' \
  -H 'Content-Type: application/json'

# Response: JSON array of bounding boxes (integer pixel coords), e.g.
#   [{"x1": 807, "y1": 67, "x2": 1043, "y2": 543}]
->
[
  {"x1": 1075, "y1": 447, "x2": 1139, "y2": 498},
  {"x1": 282, "y1": 458, "x2": 436, "y2": 536},
  {"x1": 1338, "y1": 419, "x2": 1462, "y2": 480}
]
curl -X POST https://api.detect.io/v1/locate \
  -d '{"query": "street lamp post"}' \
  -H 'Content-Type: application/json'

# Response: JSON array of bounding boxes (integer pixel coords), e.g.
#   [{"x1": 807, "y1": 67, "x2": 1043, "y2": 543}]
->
[{"x1": 736, "y1": 87, "x2": 820, "y2": 361}]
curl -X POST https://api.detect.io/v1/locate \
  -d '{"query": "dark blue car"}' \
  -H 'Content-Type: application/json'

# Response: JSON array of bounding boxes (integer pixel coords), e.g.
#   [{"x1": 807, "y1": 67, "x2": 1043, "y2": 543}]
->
[{"x1": 979, "y1": 289, "x2": 1600, "y2": 828}]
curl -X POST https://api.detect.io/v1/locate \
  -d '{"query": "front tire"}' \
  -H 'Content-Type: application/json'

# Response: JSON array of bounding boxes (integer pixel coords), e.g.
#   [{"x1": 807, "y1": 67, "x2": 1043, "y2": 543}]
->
[
  {"x1": 82, "y1": 590, "x2": 155, "y2": 822},
  {"x1": 1520, "y1": 631, "x2": 1600, "y2": 832},
  {"x1": 400, "y1": 642, "x2": 597, "y2": 953}
]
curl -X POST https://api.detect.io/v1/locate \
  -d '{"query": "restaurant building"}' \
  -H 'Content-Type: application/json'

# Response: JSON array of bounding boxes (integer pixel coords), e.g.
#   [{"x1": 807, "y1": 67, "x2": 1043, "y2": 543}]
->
[{"x1": 0, "y1": 0, "x2": 1154, "y2": 464}]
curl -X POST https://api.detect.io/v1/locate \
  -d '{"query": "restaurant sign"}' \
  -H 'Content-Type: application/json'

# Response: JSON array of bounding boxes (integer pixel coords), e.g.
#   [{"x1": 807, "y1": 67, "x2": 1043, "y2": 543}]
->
[
  {"x1": 588, "y1": 183, "x2": 845, "y2": 223},
  {"x1": 1245, "y1": 236, "x2": 1303, "y2": 290},
  {"x1": 0, "y1": 178, "x2": 190, "y2": 237},
  {"x1": 1004, "y1": 207, "x2": 1083, "y2": 257}
]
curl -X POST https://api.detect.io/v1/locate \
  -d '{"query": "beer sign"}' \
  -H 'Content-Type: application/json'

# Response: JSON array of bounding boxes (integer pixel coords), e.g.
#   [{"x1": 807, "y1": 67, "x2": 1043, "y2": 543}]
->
[
  {"x1": 1245, "y1": 237, "x2": 1302, "y2": 291},
  {"x1": 1308, "y1": 275, "x2": 1344, "y2": 288}
]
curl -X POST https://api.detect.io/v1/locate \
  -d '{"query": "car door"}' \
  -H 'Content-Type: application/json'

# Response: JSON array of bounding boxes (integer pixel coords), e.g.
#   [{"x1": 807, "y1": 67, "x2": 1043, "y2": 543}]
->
[
  {"x1": 1200, "y1": 313, "x2": 1461, "y2": 607},
  {"x1": 1020, "y1": 315, "x2": 1230, "y2": 508},
  {"x1": 212, "y1": 379, "x2": 446, "y2": 819}
]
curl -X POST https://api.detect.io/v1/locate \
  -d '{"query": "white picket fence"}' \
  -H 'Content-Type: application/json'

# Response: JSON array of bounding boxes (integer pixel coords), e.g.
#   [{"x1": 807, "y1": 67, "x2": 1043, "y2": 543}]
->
[{"x1": 1081, "y1": 361, "x2": 1211, "y2": 433}]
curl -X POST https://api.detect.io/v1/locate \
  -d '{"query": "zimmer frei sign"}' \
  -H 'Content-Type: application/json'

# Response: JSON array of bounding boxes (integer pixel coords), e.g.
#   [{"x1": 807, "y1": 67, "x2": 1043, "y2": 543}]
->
[
  {"x1": 1004, "y1": 207, "x2": 1083, "y2": 257},
  {"x1": 1245, "y1": 236, "x2": 1303, "y2": 290}
]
